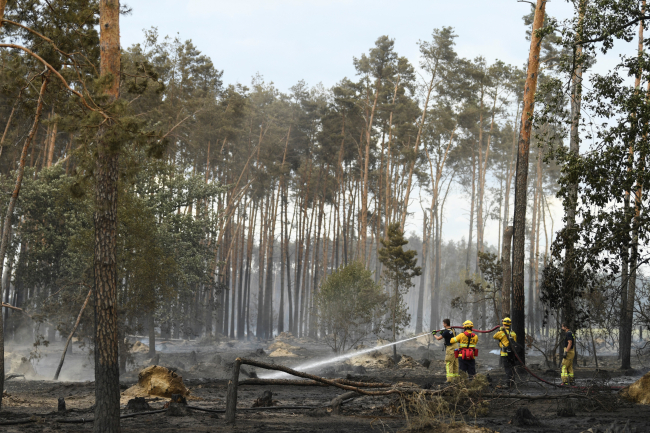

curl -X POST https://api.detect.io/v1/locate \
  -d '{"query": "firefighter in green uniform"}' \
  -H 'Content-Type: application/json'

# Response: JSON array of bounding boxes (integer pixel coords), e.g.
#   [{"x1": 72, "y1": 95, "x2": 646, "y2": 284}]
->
[
  {"x1": 493, "y1": 317, "x2": 517, "y2": 388},
  {"x1": 432, "y1": 318, "x2": 459, "y2": 382},
  {"x1": 561, "y1": 323, "x2": 575, "y2": 385}
]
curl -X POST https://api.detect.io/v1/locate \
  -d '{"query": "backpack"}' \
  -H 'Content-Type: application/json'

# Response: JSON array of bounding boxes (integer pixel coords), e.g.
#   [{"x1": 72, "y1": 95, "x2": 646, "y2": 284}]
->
[{"x1": 460, "y1": 331, "x2": 476, "y2": 360}]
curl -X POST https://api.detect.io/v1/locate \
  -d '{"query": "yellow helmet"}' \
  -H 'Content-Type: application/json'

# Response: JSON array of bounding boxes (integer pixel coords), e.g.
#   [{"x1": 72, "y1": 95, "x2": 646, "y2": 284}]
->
[
  {"x1": 463, "y1": 320, "x2": 473, "y2": 329},
  {"x1": 502, "y1": 317, "x2": 512, "y2": 326}
]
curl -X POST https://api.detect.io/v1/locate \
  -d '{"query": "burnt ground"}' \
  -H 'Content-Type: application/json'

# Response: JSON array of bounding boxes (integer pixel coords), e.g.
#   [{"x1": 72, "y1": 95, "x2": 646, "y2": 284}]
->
[{"x1": 2, "y1": 335, "x2": 650, "y2": 432}]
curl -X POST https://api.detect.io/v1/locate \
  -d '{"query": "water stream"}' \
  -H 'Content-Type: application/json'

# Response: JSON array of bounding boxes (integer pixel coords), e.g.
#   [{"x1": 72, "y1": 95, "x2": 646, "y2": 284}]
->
[{"x1": 260, "y1": 333, "x2": 430, "y2": 379}]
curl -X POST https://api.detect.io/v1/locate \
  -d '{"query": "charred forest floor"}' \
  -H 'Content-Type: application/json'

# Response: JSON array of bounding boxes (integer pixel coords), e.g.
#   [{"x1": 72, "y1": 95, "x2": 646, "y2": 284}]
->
[{"x1": 2, "y1": 335, "x2": 649, "y2": 432}]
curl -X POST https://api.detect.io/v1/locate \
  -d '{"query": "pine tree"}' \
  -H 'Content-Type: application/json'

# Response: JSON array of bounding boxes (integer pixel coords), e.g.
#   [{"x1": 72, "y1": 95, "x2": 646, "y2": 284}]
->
[{"x1": 378, "y1": 222, "x2": 421, "y2": 362}]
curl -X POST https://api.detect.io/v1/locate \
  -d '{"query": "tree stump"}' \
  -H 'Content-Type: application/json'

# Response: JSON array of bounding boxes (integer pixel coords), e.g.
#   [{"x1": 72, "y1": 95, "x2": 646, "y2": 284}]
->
[
  {"x1": 58, "y1": 397, "x2": 66, "y2": 412},
  {"x1": 252, "y1": 391, "x2": 273, "y2": 407},
  {"x1": 166, "y1": 393, "x2": 190, "y2": 417},
  {"x1": 225, "y1": 358, "x2": 242, "y2": 424}
]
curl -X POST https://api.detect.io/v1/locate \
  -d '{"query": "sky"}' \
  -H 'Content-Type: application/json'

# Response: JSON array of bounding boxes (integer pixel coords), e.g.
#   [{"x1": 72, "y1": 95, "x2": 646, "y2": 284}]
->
[{"x1": 120, "y1": 0, "x2": 582, "y2": 249}]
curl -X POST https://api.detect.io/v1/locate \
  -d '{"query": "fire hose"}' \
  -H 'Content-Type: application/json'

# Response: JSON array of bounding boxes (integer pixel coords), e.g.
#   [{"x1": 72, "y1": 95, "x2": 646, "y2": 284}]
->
[{"x1": 432, "y1": 325, "x2": 624, "y2": 391}]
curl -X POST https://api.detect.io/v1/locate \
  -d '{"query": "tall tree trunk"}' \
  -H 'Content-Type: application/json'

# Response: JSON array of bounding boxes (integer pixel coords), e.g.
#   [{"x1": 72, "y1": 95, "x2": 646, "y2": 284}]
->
[
  {"x1": 534, "y1": 181, "x2": 542, "y2": 335},
  {"x1": 621, "y1": 2, "x2": 645, "y2": 369},
  {"x1": 360, "y1": 79, "x2": 381, "y2": 261},
  {"x1": 430, "y1": 206, "x2": 438, "y2": 329},
  {"x1": 286, "y1": 190, "x2": 294, "y2": 333},
  {"x1": 94, "y1": 2, "x2": 122, "y2": 430},
  {"x1": 299, "y1": 207, "x2": 315, "y2": 337},
  {"x1": 527, "y1": 162, "x2": 539, "y2": 334},
  {"x1": 415, "y1": 213, "x2": 427, "y2": 333},
  {"x1": 466, "y1": 151, "x2": 476, "y2": 271},
  {"x1": 310, "y1": 197, "x2": 325, "y2": 339},
  {"x1": 563, "y1": 0, "x2": 587, "y2": 334},
  {"x1": 256, "y1": 197, "x2": 268, "y2": 338},
  {"x1": 511, "y1": 0, "x2": 546, "y2": 366},
  {"x1": 279, "y1": 188, "x2": 286, "y2": 335},
  {"x1": 293, "y1": 197, "x2": 305, "y2": 335},
  {"x1": 263, "y1": 187, "x2": 280, "y2": 338},
  {"x1": 476, "y1": 88, "x2": 485, "y2": 273},
  {"x1": 502, "y1": 226, "x2": 514, "y2": 317},
  {"x1": 503, "y1": 102, "x2": 520, "y2": 248}
]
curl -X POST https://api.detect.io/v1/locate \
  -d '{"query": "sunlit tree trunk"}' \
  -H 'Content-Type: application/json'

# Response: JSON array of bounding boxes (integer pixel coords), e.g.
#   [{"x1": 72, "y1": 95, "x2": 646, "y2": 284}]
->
[
  {"x1": 512, "y1": 0, "x2": 546, "y2": 365},
  {"x1": 93, "y1": 1, "x2": 122, "y2": 430}
]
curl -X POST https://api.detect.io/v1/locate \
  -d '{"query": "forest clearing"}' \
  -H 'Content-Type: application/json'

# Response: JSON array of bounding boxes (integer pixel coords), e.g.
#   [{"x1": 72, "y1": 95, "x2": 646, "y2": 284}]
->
[{"x1": 3, "y1": 0, "x2": 650, "y2": 432}]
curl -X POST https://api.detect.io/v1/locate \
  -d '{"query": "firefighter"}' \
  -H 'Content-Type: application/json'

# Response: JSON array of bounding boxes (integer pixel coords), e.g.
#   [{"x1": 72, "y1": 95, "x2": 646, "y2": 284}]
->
[
  {"x1": 561, "y1": 322, "x2": 575, "y2": 385},
  {"x1": 432, "y1": 318, "x2": 459, "y2": 382},
  {"x1": 493, "y1": 317, "x2": 517, "y2": 388},
  {"x1": 450, "y1": 320, "x2": 478, "y2": 379}
]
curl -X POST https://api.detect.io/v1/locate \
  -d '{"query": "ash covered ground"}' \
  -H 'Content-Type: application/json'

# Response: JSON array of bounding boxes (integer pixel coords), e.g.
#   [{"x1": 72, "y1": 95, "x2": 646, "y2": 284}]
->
[{"x1": 2, "y1": 332, "x2": 650, "y2": 432}]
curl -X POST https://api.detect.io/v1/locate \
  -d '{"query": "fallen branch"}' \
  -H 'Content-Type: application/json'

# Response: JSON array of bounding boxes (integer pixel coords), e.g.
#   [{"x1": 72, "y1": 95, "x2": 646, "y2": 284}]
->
[
  {"x1": 237, "y1": 358, "x2": 403, "y2": 397},
  {"x1": 54, "y1": 287, "x2": 92, "y2": 380},
  {"x1": 328, "y1": 391, "x2": 359, "y2": 415},
  {"x1": 56, "y1": 409, "x2": 168, "y2": 423},
  {"x1": 187, "y1": 405, "x2": 318, "y2": 413}
]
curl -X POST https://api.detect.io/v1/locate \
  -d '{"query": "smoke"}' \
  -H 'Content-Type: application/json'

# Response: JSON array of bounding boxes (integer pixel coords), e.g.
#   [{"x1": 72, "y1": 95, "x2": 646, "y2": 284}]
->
[{"x1": 259, "y1": 333, "x2": 425, "y2": 379}]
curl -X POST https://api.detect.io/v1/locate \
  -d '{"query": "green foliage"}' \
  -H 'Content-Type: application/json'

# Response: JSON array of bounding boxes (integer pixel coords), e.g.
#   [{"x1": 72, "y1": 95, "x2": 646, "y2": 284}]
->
[
  {"x1": 316, "y1": 261, "x2": 387, "y2": 353},
  {"x1": 460, "y1": 252, "x2": 503, "y2": 319}
]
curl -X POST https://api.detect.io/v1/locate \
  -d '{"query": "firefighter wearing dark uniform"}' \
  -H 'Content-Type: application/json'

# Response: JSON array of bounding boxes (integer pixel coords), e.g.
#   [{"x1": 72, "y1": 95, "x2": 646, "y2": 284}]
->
[
  {"x1": 450, "y1": 320, "x2": 478, "y2": 379},
  {"x1": 493, "y1": 317, "x2": 517, "y2": 388},
  {"x1": 561, "y1": 323, "x2": 575, "y2": 385},
  {"x1": 432, "y1": 318, "x2": 459, "y2": 382}
]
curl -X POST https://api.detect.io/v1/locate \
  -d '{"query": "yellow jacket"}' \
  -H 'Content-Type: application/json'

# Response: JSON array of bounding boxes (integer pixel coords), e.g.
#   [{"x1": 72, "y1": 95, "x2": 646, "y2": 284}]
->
[
  {"x1": 493, "y1": 327, "x2": 517, "y2": 356},
  {"x1": 450, "y1": 331, "x2": 478, "y2": 348}
]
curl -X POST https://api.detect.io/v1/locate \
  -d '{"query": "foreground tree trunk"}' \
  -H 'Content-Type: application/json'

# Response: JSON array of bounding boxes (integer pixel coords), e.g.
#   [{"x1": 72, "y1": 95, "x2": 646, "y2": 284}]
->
[
  {"x1": 511, "y1": 0, "x2": 547, "y2": 366},
  {"x1": 502, "y1": 226, "x2": 513, "y2": 318},
  {"x1": 621, "y1": 1, "x2": 645, "y2": 370},
  {"x1": 0, "y1": 72, "x2": 49, "y2": 411},
  {"x1": 94, "y1": 1, "x2": 122, "y2": 431},
  {"x1": 563, "y1": 0, "x2": 587, "y2": 338}
]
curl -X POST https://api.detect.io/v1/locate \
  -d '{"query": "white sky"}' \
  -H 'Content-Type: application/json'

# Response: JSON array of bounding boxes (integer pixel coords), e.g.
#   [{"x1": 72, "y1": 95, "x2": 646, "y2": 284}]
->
[{"x1": 121, "y1": 0, "x2": 627, "y2": 250}]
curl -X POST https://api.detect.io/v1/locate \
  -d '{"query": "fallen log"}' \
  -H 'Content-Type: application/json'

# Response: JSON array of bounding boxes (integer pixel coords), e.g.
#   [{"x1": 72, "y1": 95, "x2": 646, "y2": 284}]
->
[
  {"x1": 55, "y1": 409, "x2": 169, "y2": 423},
  {"x1": 0, "y1": 418, "x2": 36, "y2": 426},
  {"x1": 224, "y1": 357, "x2": 460, "y2": 424},
  {"x1": 236, "y1": 358, "x2": 404, "y2": 397}
]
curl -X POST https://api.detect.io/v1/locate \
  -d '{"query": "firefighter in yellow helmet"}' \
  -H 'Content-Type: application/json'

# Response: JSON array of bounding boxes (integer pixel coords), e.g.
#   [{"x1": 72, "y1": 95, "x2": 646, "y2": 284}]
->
[
  {"x1": 432, "y1": 318, "x2": 459, "y2": 382},
  {"x1": 493, "y1": 317, "x2": 517, "y2": 388},
  {"x1": 450, "y1": 320, "x2": 478, "y2": 379}
]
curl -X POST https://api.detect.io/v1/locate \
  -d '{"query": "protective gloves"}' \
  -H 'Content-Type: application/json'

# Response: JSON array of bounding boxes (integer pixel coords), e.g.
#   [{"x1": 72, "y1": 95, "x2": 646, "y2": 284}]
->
[{"x1": 431, "y1": 329, "x2": 438, "y2": 335}]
